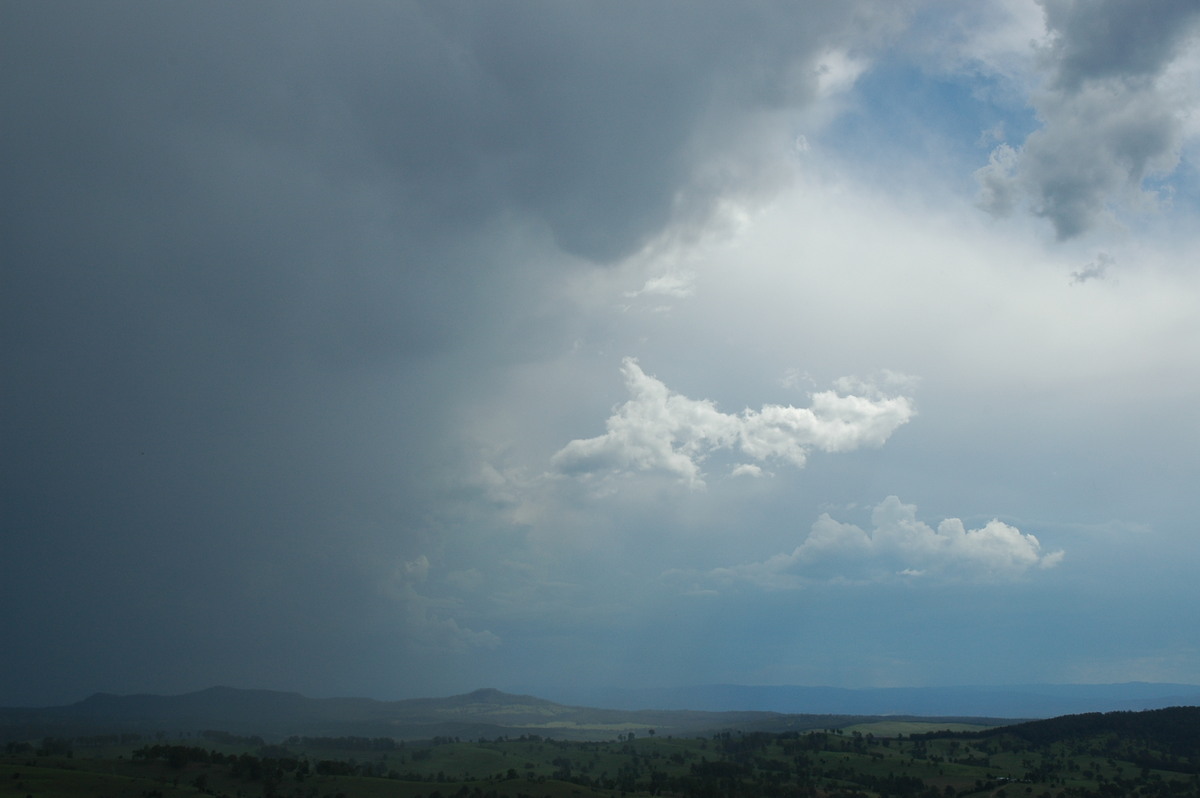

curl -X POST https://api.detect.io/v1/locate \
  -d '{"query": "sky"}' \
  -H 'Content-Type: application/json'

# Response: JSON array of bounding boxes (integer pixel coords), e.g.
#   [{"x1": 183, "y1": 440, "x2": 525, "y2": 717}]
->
[{"x1": 3, "y1": 0, "x2": 1200, "y2": 708}]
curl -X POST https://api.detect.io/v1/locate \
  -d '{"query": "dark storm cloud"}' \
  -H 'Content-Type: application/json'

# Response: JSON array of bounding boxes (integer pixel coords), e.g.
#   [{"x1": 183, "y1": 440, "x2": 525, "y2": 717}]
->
[
  {"x1": 0, "y1": 0, "x2": 866, "y2": 263},
  {"x1": 1039, "y1": 0, "x2": 1200, "y2": 91},
  {"x1": 1, "y1": 1, "x2": 882, "y2": 704}
]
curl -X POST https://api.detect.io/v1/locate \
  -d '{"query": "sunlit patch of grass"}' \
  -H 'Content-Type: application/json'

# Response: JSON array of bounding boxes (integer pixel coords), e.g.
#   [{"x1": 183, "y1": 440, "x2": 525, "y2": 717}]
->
[{"x1": 841, "y1": 720, "x2": 996, "y2": 735}]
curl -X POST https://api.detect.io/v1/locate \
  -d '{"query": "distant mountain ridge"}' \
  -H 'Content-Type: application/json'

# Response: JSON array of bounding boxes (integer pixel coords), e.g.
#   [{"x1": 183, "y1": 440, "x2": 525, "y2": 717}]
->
[
  {"x1": 3, "y1": 683, "x2": 1197, "y2": 743},
  {"x1": 555, "y1": 682, "x2": 1200, "y2": 718},
  {"x1": 0, "y1": 687, "x2": 783, "y2": 742}
]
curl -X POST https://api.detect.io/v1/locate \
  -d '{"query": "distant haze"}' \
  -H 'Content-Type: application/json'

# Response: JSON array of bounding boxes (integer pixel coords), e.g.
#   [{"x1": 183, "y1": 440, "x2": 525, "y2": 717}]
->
[
  {"x1": 545, "y1": 683, "x2": 1200, "y2": 719},
  {"x1": 5, "y1": 684, "x2": 1198, "y2": 744}
]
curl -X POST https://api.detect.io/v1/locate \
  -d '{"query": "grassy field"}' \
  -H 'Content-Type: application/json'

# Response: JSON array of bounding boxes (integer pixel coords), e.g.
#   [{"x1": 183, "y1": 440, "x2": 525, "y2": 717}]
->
[{"x1": 840, "y1": 720, "x2": 996, "y2": 736}]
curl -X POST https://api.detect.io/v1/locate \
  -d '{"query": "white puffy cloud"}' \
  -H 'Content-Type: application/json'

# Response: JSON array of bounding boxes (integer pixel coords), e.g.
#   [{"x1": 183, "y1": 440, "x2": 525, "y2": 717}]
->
[
  {"x1": 551, "y1": 358, "x2": 914, "y2": 487},
  {"x1": 976, "y1": 0, "x2": 1200, "y2": 238},
  {"x1": 696, "y1": 496, "x2": 1063, "y2": 588}
]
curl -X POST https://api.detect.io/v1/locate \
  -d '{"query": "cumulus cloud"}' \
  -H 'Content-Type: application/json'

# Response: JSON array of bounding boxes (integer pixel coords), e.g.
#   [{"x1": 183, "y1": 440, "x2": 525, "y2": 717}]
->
[
  {"x1": 975, "y1": 0, "x2": 1200, "y2": 238},
  {"x1": 695, "y1": 496, "x2": 1064, "y2": 588},
  {"x1": 551, "y1": 359, "x2": 914, "y2": 487}
]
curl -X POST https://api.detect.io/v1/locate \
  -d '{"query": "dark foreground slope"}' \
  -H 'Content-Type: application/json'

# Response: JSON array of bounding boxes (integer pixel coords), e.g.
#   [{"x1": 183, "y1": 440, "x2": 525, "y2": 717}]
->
[{"x1": 946, "y1": 705, "x2": 1200, "y2": 769}]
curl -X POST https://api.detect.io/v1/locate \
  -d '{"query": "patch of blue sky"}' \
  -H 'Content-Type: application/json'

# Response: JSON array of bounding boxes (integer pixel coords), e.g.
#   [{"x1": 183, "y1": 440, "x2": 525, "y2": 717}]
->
[
  {"x1": 819, "y1": 57, "x2": 1038, "y2": 193},
  {"x1": 1146, "y1": 153, "x2": 1200, "y2": 218}
]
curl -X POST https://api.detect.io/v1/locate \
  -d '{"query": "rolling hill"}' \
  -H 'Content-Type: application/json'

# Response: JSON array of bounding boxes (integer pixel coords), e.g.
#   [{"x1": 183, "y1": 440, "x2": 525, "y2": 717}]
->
[{"x1": 0, "y1": 686, "x2": 1005, "y2": 742}]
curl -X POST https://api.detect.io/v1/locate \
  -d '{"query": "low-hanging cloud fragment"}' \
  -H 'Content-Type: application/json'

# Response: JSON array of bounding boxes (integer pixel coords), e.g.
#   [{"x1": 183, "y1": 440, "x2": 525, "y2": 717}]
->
[
  {"x1": 626, "y1": 270, "x2": 697, "y2": 299},
  {"x1": 385, "y1": 555, "x2": 501, "y2": 653},
  {"x1": 975, "y1": 0, "x2": 1200, "y2": 238},
  {"x1": 1070, "y1": 252, "x2": 1114, "y2": 284},
  {"x1": 551, "y1": 359, "x2": 914, "y2": 487},
  {"x1": 689, "y1": 496, "x2": 1064, "y2": 589}
]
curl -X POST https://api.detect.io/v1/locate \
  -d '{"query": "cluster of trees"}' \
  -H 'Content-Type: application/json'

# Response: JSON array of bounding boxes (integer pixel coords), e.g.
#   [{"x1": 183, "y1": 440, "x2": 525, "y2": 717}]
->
[{"x1": 132, "y1": 743, "x2": 302, "y2": 777}]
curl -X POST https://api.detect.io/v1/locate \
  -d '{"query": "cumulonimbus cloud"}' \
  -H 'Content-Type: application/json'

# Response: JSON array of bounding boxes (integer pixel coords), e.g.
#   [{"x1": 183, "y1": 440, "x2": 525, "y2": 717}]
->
[
  {"x1": 551, "y1": 358, "x2": 914, "y2": 486},
  {"x1": 695, "y1": 496, "x2": 1064, "y2": 588}
]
